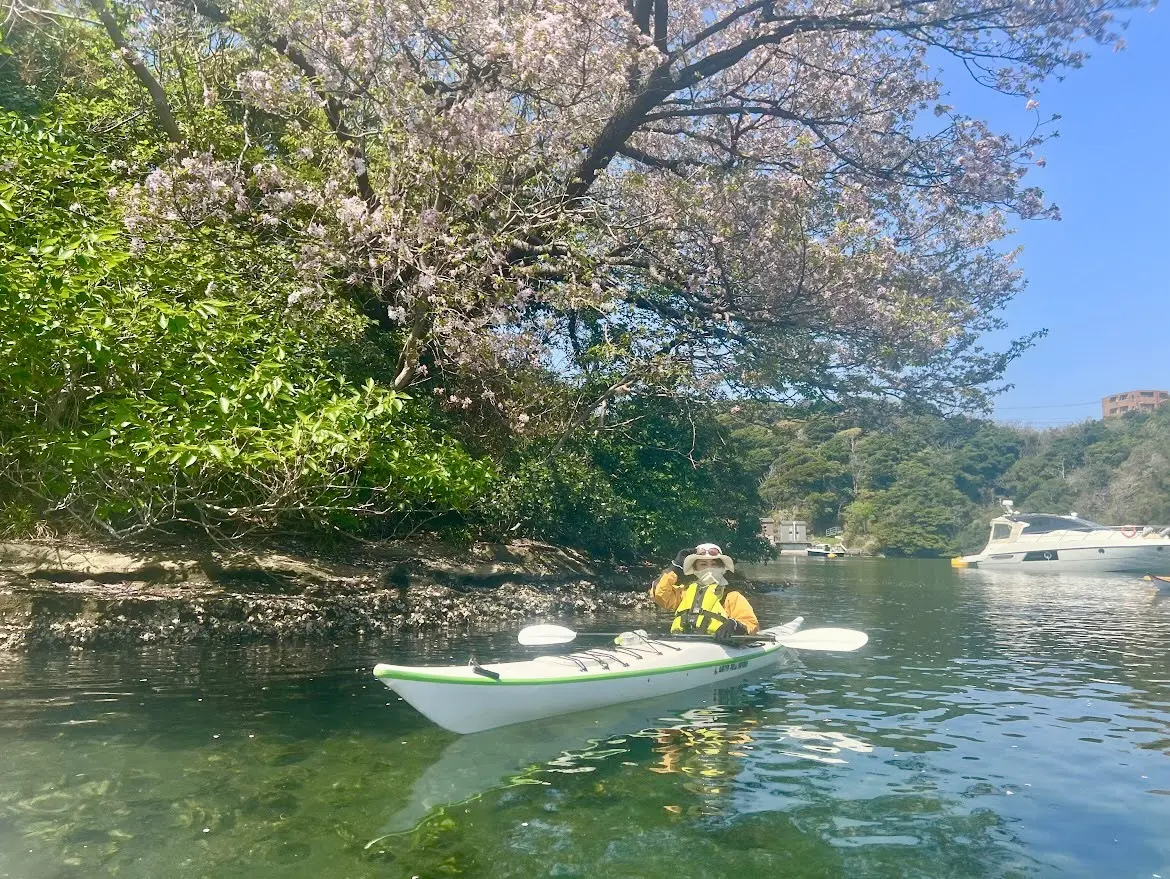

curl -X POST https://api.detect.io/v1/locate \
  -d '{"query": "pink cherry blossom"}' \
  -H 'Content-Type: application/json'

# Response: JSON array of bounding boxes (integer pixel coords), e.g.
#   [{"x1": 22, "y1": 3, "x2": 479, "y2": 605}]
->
[{"x1": 96, "y1": 0, "x2": 1139, "y2": 425}]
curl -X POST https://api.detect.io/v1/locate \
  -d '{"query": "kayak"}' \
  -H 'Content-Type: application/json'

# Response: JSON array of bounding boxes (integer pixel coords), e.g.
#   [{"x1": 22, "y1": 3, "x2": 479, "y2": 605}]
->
[
  {"x1": 374, "y1": 618, "x2": 804, "y2": 734},
  {"x1": 374, "y1": 617, "x2": 804, "y2": 734}
]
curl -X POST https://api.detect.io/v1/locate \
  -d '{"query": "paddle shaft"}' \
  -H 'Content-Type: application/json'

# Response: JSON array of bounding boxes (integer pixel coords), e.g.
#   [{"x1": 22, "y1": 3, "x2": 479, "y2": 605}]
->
[{"x1": 527, "y1": 630, "x2": 774, "y2": 644}]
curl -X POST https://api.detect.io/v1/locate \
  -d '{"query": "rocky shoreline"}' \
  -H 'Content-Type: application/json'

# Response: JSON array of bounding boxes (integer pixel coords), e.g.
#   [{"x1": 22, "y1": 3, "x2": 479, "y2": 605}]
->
[{"x1": 0, "y1": 538, "x2": 658, "y2": 651}]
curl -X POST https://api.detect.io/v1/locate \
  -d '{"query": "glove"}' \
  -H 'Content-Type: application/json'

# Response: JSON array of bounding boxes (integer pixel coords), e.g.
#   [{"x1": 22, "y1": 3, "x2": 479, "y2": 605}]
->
[
  {"x1": 671, "y1": 548, "x2": 690, "y2": 573},
  {"x1": 714, "y1": 620, "x2": 747, "y2": 642}
]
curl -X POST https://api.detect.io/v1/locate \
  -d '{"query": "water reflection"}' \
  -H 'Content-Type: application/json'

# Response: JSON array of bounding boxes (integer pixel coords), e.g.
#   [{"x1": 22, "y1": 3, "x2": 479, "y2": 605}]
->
[{"x1": 375, "y1": 683, "x2": 877, "y2": 840}]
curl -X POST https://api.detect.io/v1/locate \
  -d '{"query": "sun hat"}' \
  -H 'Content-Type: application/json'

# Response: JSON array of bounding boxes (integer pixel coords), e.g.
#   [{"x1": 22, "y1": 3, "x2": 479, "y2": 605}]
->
[{"x1": 682, "y1": 542, "x2": 735, "y2": 575}]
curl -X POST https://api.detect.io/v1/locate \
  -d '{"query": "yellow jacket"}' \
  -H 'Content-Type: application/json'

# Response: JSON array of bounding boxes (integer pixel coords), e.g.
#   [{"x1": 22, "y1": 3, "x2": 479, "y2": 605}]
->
[{"x1": 649, "y1": 570, "x2": 759, "y2": 634}]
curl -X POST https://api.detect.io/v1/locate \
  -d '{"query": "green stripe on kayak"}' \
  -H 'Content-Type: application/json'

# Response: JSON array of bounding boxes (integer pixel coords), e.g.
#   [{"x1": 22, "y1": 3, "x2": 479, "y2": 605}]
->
[{"x1": 373, "y1": 644, "x2": 779, "y2": 686}]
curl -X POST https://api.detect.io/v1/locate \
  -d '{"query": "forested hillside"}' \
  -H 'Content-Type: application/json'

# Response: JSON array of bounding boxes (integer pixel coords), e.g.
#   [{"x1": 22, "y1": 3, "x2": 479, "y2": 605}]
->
[{"x1": 743, "y1": 407, "x2": 1170, "y2": 557}]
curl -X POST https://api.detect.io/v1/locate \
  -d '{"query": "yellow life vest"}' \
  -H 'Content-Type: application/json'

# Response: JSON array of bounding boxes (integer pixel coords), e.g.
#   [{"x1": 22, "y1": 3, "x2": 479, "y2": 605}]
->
[{"x1": 671, "y1": 581, "x2": 732, "y2": 635}]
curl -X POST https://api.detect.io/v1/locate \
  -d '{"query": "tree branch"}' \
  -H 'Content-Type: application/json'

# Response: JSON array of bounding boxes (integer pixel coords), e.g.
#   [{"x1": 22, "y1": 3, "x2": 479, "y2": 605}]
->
[
  {"x1": 617, "y1": 143, "x2": 695, "y2": 172},
  {"x1": 88, "y1": 0, "x2": 186, "y2": 148},
  {"x1": 653, "y1": 0, "x2": 668, "y2": 54},
  {"x1": 391, "y1": 296, "x2": 433, "y2": 391},
  {"x1": 633, "y1": 0, "x2": 652, "y2": 35},
  {"x1": 568, "y1": 7, "x2": 993, "y2": 199}
]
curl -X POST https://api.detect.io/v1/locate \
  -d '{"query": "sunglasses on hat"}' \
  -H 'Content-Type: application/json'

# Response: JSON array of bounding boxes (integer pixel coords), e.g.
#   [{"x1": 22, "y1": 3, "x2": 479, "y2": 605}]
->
[{"x1": 694, "y1": 544, "x2": 722, "y2": 556}]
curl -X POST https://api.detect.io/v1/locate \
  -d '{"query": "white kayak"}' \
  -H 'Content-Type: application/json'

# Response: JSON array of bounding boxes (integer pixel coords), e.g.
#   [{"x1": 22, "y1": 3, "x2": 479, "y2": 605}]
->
[{"x1": 374, "y1": 617, "x2": 805, "y2": 734}]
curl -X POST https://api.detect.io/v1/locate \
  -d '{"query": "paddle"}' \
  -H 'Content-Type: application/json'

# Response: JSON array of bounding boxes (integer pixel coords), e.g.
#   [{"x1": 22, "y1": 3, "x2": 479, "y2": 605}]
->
[{"x1": 517, "y1": 623, "x2": 868, "y2": 652}]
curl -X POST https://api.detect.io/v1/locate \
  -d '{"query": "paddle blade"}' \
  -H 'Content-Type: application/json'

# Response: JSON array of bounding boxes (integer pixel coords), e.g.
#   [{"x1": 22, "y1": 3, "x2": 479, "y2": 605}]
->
[
  {"x1": 517, "y1": 624, "x2": 579, "y2": 646},
  {"x1": 774, "y1": 627, "x2": 868, "y2": 652}
]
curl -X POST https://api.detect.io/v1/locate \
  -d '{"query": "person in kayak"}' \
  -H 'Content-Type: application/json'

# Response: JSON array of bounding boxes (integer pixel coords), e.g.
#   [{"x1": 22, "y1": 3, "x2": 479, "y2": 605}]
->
[{"x1": 650, "y1": 543, "x2": 759, "y2": 641}]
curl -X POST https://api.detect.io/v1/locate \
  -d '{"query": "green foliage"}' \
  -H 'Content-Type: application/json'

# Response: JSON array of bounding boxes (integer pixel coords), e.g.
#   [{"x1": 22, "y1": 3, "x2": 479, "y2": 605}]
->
[
  {"x1": 849, "y1": 453, "x2": 970, "y2": 557},
  {"x1": 952, "y1": 424, "x2": 1022, "y2": 502},
  {"x1": 1005, "y1": 407, "x2": 1170, "y2": 526},
  {"x1": 756, "y1": 420, "x2": 859, "y2": 531},
  {"x1": 482, "y1": 450, "x2": 636, "y2": 560},
  {"x1": 760, "y1": 447, "x2": 850, "y2": 532},
  {"x1": 485, "y1": 402, "x2": 771, "y2": 562},
  {"x1": 0, "y1": 111, "x2": 489, "y2": 535}
]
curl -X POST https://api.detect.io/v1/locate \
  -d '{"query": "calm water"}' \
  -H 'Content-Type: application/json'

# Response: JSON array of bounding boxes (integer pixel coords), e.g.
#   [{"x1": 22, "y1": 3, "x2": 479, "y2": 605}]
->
[{"x1": 2, "y1": 559, "x2": 1169, "y2": 878}]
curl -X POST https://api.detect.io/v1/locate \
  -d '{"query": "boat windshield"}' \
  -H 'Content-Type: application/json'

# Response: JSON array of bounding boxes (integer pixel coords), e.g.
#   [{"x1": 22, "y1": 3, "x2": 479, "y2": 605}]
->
[{"x1": 1010, "y1": 514, "x2": 1105, "y2": 534}]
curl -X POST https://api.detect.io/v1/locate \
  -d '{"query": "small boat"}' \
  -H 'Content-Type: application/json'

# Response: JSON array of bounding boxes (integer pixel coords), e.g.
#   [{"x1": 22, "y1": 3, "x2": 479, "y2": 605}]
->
[
  {"x1": 953, "y1": 508, "x2": 1170, "y2": 574},
  {"x1": 806, "y1": 543, "x2": 847, "y2": 558},
  {"x1": 1144, "y1": 574, "x2": 1170, "y2": 591},
  {"x1": 375, "y1": 618, "x2": 806, "y2": 734}
]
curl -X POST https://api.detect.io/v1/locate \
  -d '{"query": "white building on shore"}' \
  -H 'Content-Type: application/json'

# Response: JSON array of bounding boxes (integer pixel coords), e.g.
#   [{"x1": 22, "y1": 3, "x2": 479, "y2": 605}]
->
[{"x1": 760, "y1": 517, "x2": 808, "y2": 550}]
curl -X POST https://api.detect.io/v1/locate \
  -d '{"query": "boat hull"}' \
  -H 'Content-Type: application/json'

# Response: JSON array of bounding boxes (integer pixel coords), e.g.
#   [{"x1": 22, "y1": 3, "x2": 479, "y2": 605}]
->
[
  {"x1": 964, "y1": 544, "x2": 1170, "y2": 574},
  {"x1": 374, "y1": 619, "x2": 801, "y2": 734}
]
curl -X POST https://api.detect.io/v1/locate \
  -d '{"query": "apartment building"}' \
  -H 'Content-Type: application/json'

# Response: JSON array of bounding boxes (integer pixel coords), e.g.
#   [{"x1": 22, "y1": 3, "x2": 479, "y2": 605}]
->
[{"x1": 1102, "y1": 389, "x2": 1170, "y2": 418}]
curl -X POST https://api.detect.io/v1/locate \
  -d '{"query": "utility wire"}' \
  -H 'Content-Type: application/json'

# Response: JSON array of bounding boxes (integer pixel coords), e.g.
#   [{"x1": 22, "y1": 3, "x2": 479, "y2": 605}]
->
[{"x1": 994, "y1": 401, "x2": 1100, "y2": 410}]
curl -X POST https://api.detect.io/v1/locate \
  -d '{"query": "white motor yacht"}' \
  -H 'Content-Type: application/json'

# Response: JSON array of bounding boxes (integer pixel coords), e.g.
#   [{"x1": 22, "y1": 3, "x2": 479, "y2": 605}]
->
[{"x1": 955, "y1": 511, "x2": 1170, "y2": 574}]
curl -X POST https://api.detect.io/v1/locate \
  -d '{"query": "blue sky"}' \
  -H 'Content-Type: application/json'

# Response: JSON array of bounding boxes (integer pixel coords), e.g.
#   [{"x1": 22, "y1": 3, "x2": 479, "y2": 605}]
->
[{"x1": 939, "y1": 8, "x2": 1169, "y2": 428}]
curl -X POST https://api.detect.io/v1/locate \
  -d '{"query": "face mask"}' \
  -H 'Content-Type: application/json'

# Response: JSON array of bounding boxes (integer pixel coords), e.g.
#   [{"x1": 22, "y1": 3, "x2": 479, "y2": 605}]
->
[{"x1": 696, "y1": 569, "x2": 727, "y2": 587}]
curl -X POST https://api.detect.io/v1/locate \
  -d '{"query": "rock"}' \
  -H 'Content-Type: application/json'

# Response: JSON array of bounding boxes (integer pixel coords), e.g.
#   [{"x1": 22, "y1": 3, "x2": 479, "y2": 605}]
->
[
  {"x1": 0, "y1": 536, "x2": 654, "y2": 651},
  {"x1": 0, "y1": 542, "x2": 199, "y2": 583}
]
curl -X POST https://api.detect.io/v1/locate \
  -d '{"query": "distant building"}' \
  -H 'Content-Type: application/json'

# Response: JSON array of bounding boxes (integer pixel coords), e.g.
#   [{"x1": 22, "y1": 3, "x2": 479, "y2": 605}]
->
[
  {"x1": 760, "y1": 517, "x2": 808, "y2": 549},
  {"x1": 760, "y1": 517, "x2": 775, "y2": 543},
  {"x1": 1102, "y1": 389, "x2": 1170, "y2": 419}
]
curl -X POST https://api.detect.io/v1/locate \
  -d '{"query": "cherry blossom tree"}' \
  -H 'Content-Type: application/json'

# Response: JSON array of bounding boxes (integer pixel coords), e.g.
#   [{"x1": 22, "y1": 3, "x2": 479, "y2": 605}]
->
[{"x1": 13, "y1": 0, "x2": 1139, "y2": 432}]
